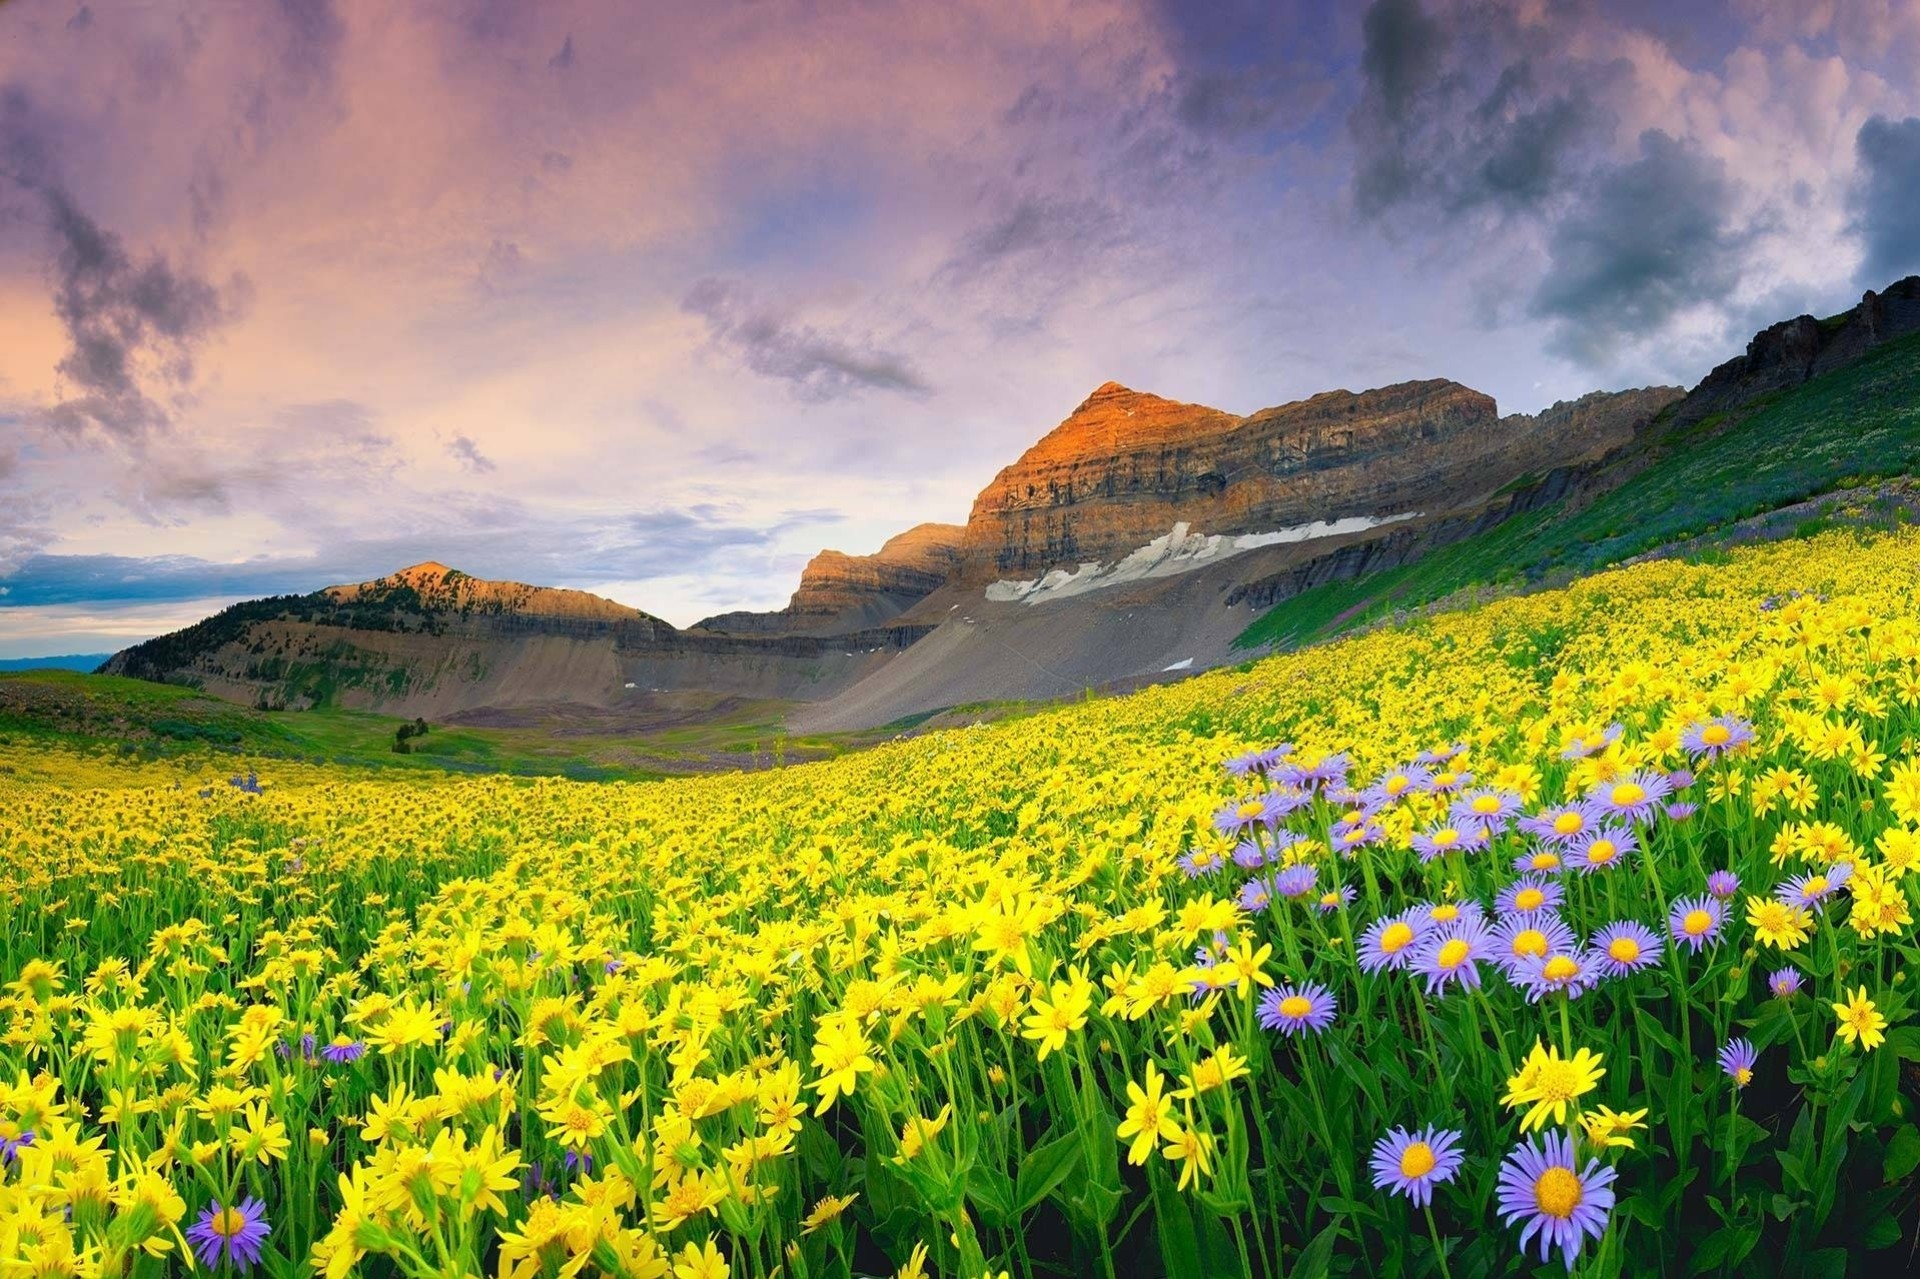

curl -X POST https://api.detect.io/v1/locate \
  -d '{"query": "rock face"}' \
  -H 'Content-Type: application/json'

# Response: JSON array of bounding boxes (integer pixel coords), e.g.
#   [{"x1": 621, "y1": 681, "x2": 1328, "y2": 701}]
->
[
  {"x1": 321, "y1": 561, "x2": 654, "y2": 623},
  {"x1": 1672, "y1": 276, "x2": 1920, "y2": 430},
  {"x1": 953, "y1": 379, "x2": 1677, "y2": 583},
  {"x1": 697, "y1": 524, "x2": 966, "y2": 634}
]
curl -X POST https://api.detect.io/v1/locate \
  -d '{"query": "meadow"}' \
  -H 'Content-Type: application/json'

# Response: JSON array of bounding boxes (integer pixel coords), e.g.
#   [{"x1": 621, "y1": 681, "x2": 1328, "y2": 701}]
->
[{"x1": 6, "y1": 527, "x2": 1920, "y2": 1277}]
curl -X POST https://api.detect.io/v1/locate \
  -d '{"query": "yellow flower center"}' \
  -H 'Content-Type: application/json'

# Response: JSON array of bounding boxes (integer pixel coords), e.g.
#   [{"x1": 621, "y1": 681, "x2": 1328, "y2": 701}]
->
[
  {"x1": 1386, "y1": 775, "x2": 1410, "y2": 795},
  {"x1": 1534, "y1": 1166, "x2": 1582, "y2": 1219},
  {"x1": 1553, "y1": 811, "x2": 1584, "y2": 835},
  {"x1": 1587, "y1": 840, "x2": 1617, "y2": 864},
  {"x1": 1543, "y1": 955, "x2": 1580, "y2": 982},
  {"x1": 1512, "y1": 929, "x2": 1548, "y2": 958},
  {"x1": 1472, "y1": 795, "x2": 1501, "y2": 814},
  {"x1": 1684, "y1": 909, "x2": 1713, "y2": 936},
  {"x1": 1236, "y1": 801, "x2": 1265, "y2": 820},
  {"x1": 1431, "y1": 903, "x2": 1460, "y2": 923},
  {"x1": 1279, "y1": 996, "x2": 1311, "y2": 1019},
  {"x1": 1399, "y1": 1142, "x2": 1437, "y2": 1178},
  {"x1": 1436, "y1": 939, "x2": 1471, "y2": 969},
  {"x1": 212, "y1": 1208, "x2": 248, "y2": 1238},
  {"x1": 1612, "y1": 782, "x2": 1646, "y2": 805},
  {"x1": 1805, "y1": 876, "x2": 1828, "y2": 895},
  {"x1": 1530, "y1": 852, "x2": 1561, "y2": 870},
  {"x1": 1702, "y1": 724, "x2": 1731, "y2": 745},
  {"x1": 1607, "y1": 937, "x2": 1641, "y2": 963},
  {"x1": 1433, "y1": 828, "x2": 1460, "y2": 848},
  {"x1": 1380, "y1": 923, "x2": 1415, "y2": 954},
  {"x1": 1514, "y1": 888, "x2": 1546, "y2": 911},
  {"x1": 1734, "y1": 1067, "x2": 1753, "y2": 1086}
]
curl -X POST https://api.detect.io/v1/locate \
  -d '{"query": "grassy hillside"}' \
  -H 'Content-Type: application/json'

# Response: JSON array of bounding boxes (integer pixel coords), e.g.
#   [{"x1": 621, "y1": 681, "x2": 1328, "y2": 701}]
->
[{"x1": 1237, "y1": 329, "x2": 1920, "y2": 650}]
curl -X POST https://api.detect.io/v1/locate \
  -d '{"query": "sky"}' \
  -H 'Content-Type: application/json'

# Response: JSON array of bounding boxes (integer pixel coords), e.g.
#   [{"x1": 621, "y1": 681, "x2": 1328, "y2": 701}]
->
[{"x1": 3, "y1": 0, "x2": 1920, "y2": 658}]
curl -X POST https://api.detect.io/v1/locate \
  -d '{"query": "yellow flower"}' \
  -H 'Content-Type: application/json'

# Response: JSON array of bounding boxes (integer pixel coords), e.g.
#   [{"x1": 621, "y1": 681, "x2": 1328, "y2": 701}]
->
[
  {"x1": 800, "y1": 1192, "x2": 858, "y2": 1235},
  {"x1": 809, "y1": 1018, "x2": 875, "y2": 1112},
  {"x1": 1578, "y1": 1105, "x2": 1649, "y2": 1150},
  {"x1": 1161, "y1": 1111, "x2": 1216, "y2": 1192},
  {"x1": 1116, "y1": 1061, "x2": 1180, "y2": 1165},
  {"x1": 1020, "y1": 967, "x2": 1093, "y2": 1060},
  {"x1": 1501, "y1": 1040, "x2": 1605, "y2": 1132},
  {"x1": 1832, "y1": 986, "x2": 1888, "y2": 1052},
  {"x1": 1744, "y1": 896, "x2": 1812, "y2": 951}
]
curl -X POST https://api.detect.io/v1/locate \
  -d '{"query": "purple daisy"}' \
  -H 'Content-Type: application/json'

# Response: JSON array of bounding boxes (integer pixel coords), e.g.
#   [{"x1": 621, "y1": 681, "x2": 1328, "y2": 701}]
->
[
  {"x1": 1411, "y1": 821, "x2": 1490, "y2": 864},
  {"x1": 1236, "y1": 876, "x2": 1275, "y2": 913},
  {"x1": 1357, "y1": 912, "x2": 1428, "y2": 973},
  {"x1": 1566, "y1": 824, "x2": 1637, "y2": 874},
  {"x1": 320, "y1": 1035, "x2": 366, "y2": 1065},
  {"x1": 1668, "y1": 768, "x2": 1696, "y2": 790},
  {"x1": 1706, "y1": 869, "x2": 1741, "y2": 900},
  {"x1": 1424, "y1": 766, "x2": 1474, "y2": 793},
  {"x1": 1451, "y1": 788, "x2": 1524, "y2": 834},
  {"x1": 1513, "y1": 846, "x2": 1567, "y2": 874},
  {"x1": 1668, "y1": 895, "x2": 1725, "y2": 952},
  {"x1": 0, "y1": 1129, "x2": 35, "y2": 1163},
  {"x1": 1681, "y1": 715, "x2": 1755, "y2": 760},
  {"x1": 1362, "y1": 763, "x2": 1433, "y2": 806},
  {"x1": 1496, "y1": 875, "x2": 1564, "y2": 917},
  {"x1": 1588, "y1": 771, "x2": 1673, "y2": 822},
  {"x1": 1331, "y1": 818, "x2": 1387, "y2": 852},
  {"x1": 1495, "y1": 1131, "x2": 1616, "y2": 1271},
  {"x1": 1257, "y1": 982, "x2": 1338, "y2": 1036},
  {"x1": 1415, "y1": 742, "x2": 1468, "y2": 765},
  {"x1": 1779, "y1": 863, "x2": 1851, "y2": 912},
  {"x1": 1412, "y1": 918, "x2": 1493, "y2": 995},
  {"x1": 1315, "y1": 884, "x2": 1357, "y2": 913},
  {"x1": 1225, "y1": 744, "x2": 1292, "y2": 777},
  {"x1": 1588, "y1": 921, "x2": 1662, "y2": 977},
  {"x1": 1665, "y1": 802, "x2": 1699, "y2": 822},
  {"x1": 1514, "y1": 947, "x2": 1596, "y2": 1003},
  {"x1": 187, "y1": 1198, "x2": 271, "y2": 1272},
  {"x1": 1213, "y1": 795, "x2": 1278, "y2": 838},
  {"x1": 1272, "y1": 863, "x2": 1318, "y2": 900},
  {"x1": 1491, "y1": 914, "x2": 1576, "y2": 981},
  {"x1": 1519, "y1": 801, "x2": 1603, "y2": 845},
  {"x1": 1231, "y1": 839, "x2": 1269, "y2": 870},
  {"x1": 1560, "y1": 724, "x2": 1623, "y2": 761},
  {"x1": 1369, "y1": 1125, "x2": 1466, "y2": 1208},
  {"x1": 1768, "y1": 967, "x2": 1804, "y2": 1000},
  {"x1": 1718, "y1": 1037, "x2": 1758, "y2": 1088}
]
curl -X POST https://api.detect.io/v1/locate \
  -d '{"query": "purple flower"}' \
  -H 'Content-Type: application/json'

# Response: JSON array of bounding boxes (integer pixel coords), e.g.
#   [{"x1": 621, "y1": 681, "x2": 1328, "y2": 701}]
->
[
  {"x1": 1315, "y1": 884, "x2": 1357, "y2": 913},
  {"x1": 1451, "y1": 788, "x2": 1523, "y2": 834},
  {"x1": 320, "y1": 1036, "x2": 366, "y2": 1065},
  {"x1": 1496, "y1": 875, "x2": 1564, "y2": 917},
  {"x1": 1495, "y1": 1131, "x2": 1616, "y2": 1270},
  {"x1": 1362, "y1": 763, "x2": 1432, "y2": 806},
  {"x1": 1176, "y1": 848, "x2": 1221, "y2": 879},
  {"x1": 1257, "y1": 982, "x2": 1337, "y2": 1036},
  {"x1": 1706, "y1": 870, "x2": 1741, "y2": 900},
  {"x1": 1566, "y1": 824, "x2": 1637, "y2": 874},
  {"x1": 1213, "y1": 795, "x2": 1278, "y2": 837},
  {"x1": 1779, "y1": 864, "x2": 1851, "y2": 912},
  {"x1": 1560, "y1": 724, "x2": 1622, "y2": 761},
  {"x1": 1668, "y1": 895, "x2": 1725, "y2": 952},
  {"x1": 1665, "y1": 802, "x2": 1699, "y2": 822},
  {"x1": 1272, "y1": 863, "x2": 1318, "y2": 900},
  {"x1": 1681, "y1": 715, "x2": 1755, "y2": 760},
  {"x1": 1514, "y1": 947, "x2": 1596, "y2": 1003},
  {"x1": 1415, "y1": 742, "x2": 1468, "y2": 765},
  {"x1": 1330, "y1": 817, "x2": 1387, "y2": 852},
  {"x1": 1718, "y1": 1038, "x2": 1758, "y2": 1088},
  {"x1": 1519, "y1": 801, "x2": 1602, "y2": 845},
  {"x1": 0, "y1": 1129, "x2": 35, "y2": 1163},
  {"x1": 187, "y1": 1198, "x2": 271, "y2": 1272},
  {"x1": 1412, "y1": 821, "x2": 1489, "y2": 864},
  {"x1": 1513, "y1": 846, "x2": 1567, "y2": 874},
  {"x1": 1358, "y1": 912, "x2": 1427, "y2": 974},
  {"x1": 1769, "y1": 967, "x2": 1804, "y2": 999},
  {"x1": 1225, "y1": 745, "x2": 1292, "y2": 777},
  {"x1": 1412, "y1": 899, "x2": 1487, "y2": 931},
  {"x1": 1588, "y1": 771, "x2": 1673, "y2": 821},
  {"x1": 1667, "y1": 768, "x2": 1696, "y2": 790},
  {"x1": 1236, "y1": 876, "x2": 1275, "y2": 913},
  {"x1": 1369, "y1": 1125, "x2": 1465, "y2": 1208},
  {"x1": 1412, "y1": 918, "x2": 1492, "y2": 995},
  {"x1": 1231, "y1": 839, "x2": 1269, "y2": 870},
  {"x1": 1588, "y1": 921, "x2": 1662, "y2": 977},
  {"x1": 1491, "y1": 914, "x2": 1576, "y2": 981}
]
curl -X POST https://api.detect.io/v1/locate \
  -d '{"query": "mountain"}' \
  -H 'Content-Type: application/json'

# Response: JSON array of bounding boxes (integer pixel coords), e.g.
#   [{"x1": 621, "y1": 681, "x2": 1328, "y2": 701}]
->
[
  {"x1": 0, "y1": 653, "x2": 113, "y2": 673},
  {"x1": 101, "y1": 275, "x2": 1920, "y2": 733}
]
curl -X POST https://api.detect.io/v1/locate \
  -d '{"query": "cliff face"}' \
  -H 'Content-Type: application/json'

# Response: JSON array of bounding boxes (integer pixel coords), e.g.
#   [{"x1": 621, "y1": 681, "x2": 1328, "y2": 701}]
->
[
  {"x1": 1672, "y1": 276, "x2": 1920, "y2": 430},
  {"x1": 954, "y1": 379, "x2": 1675, "y2": 582},
  {"x1": 322, "y1": 561, "x2": 656, "y2": 623},
  {"x1": 696, "y1": 523, "x2": 966, "y2": 635}
]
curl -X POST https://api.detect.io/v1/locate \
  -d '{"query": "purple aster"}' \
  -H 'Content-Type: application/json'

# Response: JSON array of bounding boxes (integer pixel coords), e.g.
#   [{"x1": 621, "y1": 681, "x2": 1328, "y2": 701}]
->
[
  {"x1": 1496, "y1": 875, "x2": 1565, "y2": 917},
  {"x1": 1769, "y1": 967, "x2": 1803, "y2": 999},
  {"x1": 1718, "y1": 1038, "x2": 1758, "y2": 1088},
  {"x1": 320, "y1": 1035, "x2": 366, "y2": 1064},
  {"x1": 1588, "y1": 921, "x2": 1663, "y2": 977},
  {"x1": 1362, "y1": 763, "x2": 1433, "y2": 806},
  {"x1": 1514, "y1": 947, "x2": 1596, "y2": 1003},
  {"x1": 1225, "y1": 744, "x2": 1292, "y2": 777},
  {"x1": 602, "y1": 957, "x2": 626, "y2": 975},
  {"x1": 1513, "y1": 846, "x2": 1567, "y2": 874},
  {"x1": 1177, "y1": 848, "x2": 1222, "y2": 879},
  {"x1": 1706, "y1": 870, "x2": 1741, "y2": 900},
  {"x1": 1231, "y1": 839, "x2": 1269, "y2": 870},
  {"x1": 187, "y1": 1198, "x2": 271, "y2": 1272},
  {"x1": 1315, "y1": 884, "x2": 1357, "y2": 913},
  {"x1": 1235, "y1": 876, "x2": 1275, "y2": 914},
  {"x1": 1412, "y1": 918, "x2": 1493, "y2": 995},
  {"x1": 1496, "y1": 1131, "x2": 1617, "y2": 1271},
  {"x1": 1412, "y1": 821, "x2": 1490, "y2": 864},
  {"x1": 1369, "y1": 1125, "x2": 1466, "y2": 1208},
  {"x1": 1331, "y1": 817, "x2": 1387, "y2": 852},
  {"x1": 0, "y1": 1129, "x2": 35, "y2": 1163},
  {"x1": 1451, "y1": 788, "x2": 1524, "y2": 834},
  {"x1": 1668, "y1": 895, "x2": 1725, "y2": 952},
  {"x1": 1588, "y1": 770, "x2": 1673, "y2": 821},
  {"x1": 1681, "y1": 715, "x2": 1755, "y2": 760},
  {"x1": 1665, "y1": 802, "x2": 1699, "y2": 821},
  {"x1": 1566, "y1": 824, "x2": 1637, "y2": 874},
  {"x1": 1491, "y1": 914, "x2": 1576, "y2": 981},
  {"x1": 1560, "y1": 723, "x2": 1623, "y2": 761},
  {"x1": 1358, "y1": 912, "x2": 1428, "y2": 973},
  {"x1": 1257, "y1": 982, "x2": 1337, "y2": 1036},
  {"x1": 1779, "y1": 865, "x2": 1849, "y2": 911},
  {"x1": 1212, "y1": 795, "x2": 1278, "y2": 837},
  {"x1": 1413, "y1": 899, "x2": 1487, "y2": 931},
  {"x1": 1668, "y1": 768, "x2": 1695, "y2": 790},
  {"x1": 1519, "y1": 801, "x2": 1603, "y2": 845},
  {"x1": 1272, "y1": 863, "x2": 1318, "y2": 900},
  {"x1": 1424, "y1": 766, "x2": 1474, "y2": 793},
  {"x1": 1415, "y1": 742, "x2": 1468, "y2": 765}
]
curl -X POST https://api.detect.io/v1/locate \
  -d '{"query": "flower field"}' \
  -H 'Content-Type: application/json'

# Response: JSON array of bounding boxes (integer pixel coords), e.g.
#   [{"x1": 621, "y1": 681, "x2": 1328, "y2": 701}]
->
[{"x1": 8, "y1": 528, "x2": 1920, "y2": 1277}]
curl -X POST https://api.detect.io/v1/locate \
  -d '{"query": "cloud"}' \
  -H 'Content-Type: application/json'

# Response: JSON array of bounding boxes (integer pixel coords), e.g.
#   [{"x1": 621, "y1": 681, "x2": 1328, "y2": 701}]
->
[
  {"x1": 1531, "y1": 130, "x2": 1747, "y2": 366},
  {"x1": 446, "y1": 433, "x2": 495, "y2": 473},
  {"x1": 1852, "y1": 115, "x2": 1920, "y2": 286},
  {"x1": 682, "y1": 279, "x2": 930, "y2": 401},
  {"x1": 548, "y1": 33, "x2": 576, "y2": 72}
]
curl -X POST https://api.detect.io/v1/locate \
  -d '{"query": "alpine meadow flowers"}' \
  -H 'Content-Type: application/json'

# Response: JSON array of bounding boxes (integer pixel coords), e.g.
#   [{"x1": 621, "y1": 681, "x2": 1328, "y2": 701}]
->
[{"x1": 5, "y1": 525, "x2": 1920, "y2": 1274}]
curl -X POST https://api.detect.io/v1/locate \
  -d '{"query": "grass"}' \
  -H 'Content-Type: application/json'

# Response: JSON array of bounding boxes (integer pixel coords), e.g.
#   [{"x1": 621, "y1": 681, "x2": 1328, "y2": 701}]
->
[{"x1": 1237, "y1": 329, "x2": 1920, "y2": 651}]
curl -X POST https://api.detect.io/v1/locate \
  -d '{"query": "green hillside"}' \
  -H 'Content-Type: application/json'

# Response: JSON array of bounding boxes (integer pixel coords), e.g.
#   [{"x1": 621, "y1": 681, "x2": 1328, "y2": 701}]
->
[{"x1": 1237, "y1": 328, "x2": 1920, "y2": 650}]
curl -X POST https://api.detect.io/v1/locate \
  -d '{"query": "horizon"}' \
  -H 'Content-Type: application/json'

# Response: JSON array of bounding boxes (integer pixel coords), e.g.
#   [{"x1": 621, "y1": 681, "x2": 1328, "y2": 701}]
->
[{"x1": 5, "y1": 0, "x2": 1920, "y2": 659}]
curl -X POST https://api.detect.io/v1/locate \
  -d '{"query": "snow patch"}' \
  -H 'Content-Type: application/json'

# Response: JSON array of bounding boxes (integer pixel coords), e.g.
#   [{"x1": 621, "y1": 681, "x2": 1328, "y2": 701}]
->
[
  {"x1": 1162, "y1": 658, "x2": 1194, "y2": 672},
  {"x1": 985, "y1": 515, "x2": 1418, "y2": 605}
]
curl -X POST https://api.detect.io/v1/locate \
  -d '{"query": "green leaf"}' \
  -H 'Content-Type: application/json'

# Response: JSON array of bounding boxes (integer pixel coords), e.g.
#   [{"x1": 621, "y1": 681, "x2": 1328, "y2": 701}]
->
[
  {"x1": 965, "y1": 1166, "x2": 1015, "y2": 1230},
  {"x1": 1887, "y1": 1024, "x2": 1920, "y2": 1062},
  {"x1": 1863, "y1": 1212, "x2": 1903, "y2": 1251},
  {"x1": 1292, "y1": 1220, "x2": 1342, "y2": 1279},
  {"x1": 1884, "y1": 1124, "x2": 1920, "y2": 1182},
  {"x1": 1014, "y1": 1128, "x2": 1083, "y2": 1213},
  {"x1": 1152, "y1": 1168, "x2": 1202, "y2": 1279}
]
